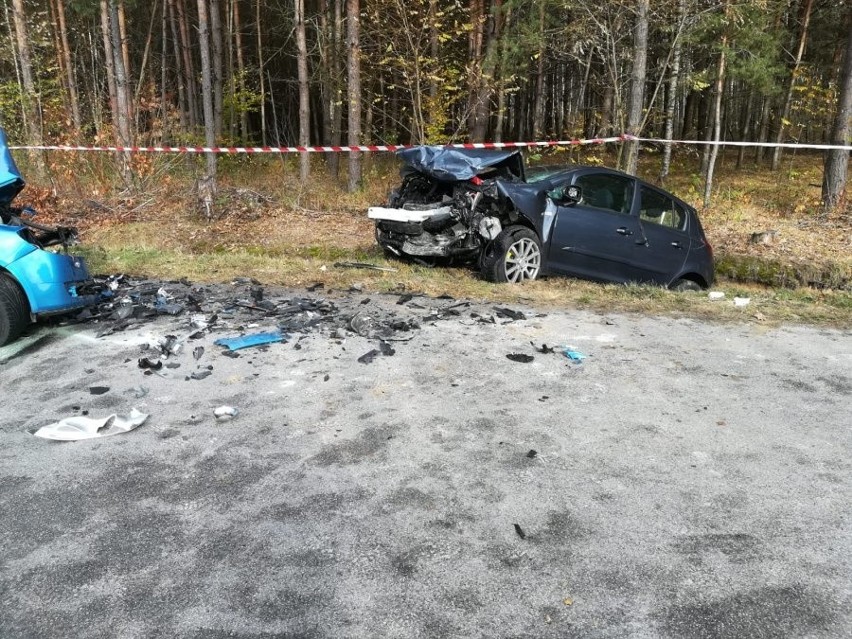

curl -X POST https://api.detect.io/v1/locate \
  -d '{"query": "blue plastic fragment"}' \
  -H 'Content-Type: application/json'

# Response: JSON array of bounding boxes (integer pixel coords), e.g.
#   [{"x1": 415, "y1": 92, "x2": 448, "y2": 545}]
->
[
  {"x1": 562, "y1": 348, "x2": 586, "y2": 363},
  {"x1": 214, "y1": 331, "x2": 288, "y2": 351}
]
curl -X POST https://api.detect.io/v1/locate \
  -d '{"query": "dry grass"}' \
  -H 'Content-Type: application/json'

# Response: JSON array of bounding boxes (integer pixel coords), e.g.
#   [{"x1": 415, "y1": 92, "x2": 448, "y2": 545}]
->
[{"x1": 15, "y1": 148, "x2": 852, "y2": 328}]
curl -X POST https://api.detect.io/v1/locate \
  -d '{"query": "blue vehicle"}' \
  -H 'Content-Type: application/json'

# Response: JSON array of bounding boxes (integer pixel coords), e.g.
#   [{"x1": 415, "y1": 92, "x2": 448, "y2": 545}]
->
[{"x1": 0, "y1": 129, "x2": 99, "y2": 346}]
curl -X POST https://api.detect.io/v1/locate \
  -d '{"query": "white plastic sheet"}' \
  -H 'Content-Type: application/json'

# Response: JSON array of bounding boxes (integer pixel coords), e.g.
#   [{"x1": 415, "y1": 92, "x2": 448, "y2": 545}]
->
[{"x1": 32, "y1": 409, "x2": 149, "y2": 441}]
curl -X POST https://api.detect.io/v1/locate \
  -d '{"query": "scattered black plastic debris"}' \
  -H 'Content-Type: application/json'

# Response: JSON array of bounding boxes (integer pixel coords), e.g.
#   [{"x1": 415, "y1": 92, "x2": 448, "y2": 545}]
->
[
  {"x1": 494, "y1": 307, "x2": 526, "y2": 321},
  {"x1": 323, "y1": 374, "x2": 330, "y2": 382},
  {"x1": 189, "y1": 370, "x2": 212, "y2": 380},
  {"x1": 360, "y1": 298, "x2": 371, "y2": 305},
  {"x1": 397, "y1": 294, "x2": 414, "y2": 305},
  {"x1": 165, "y1": 362, "x2": 181, "y2": 369},
  {"x1": 506, "y1": 353, "x2": 534, "y2": 363},
  {"x1": 138, "y1": 357, "x2": 162, "y2": 370},
  {"x1": 334, "y1": 261, "x2": 398, "y2": 272},
  {"x1": 222, "y1": 350, "x2": 240, "y2": 359},
  {"x1": 531, "y1": 342, "x2": 555, "y2": 354},
  {"x1": 193, "y1": 346, "x2": 204, "y2": 361},
  {"x1": 358, "y1": 349, "x2": 381, "y2": 364},
  {"x1": 379, "y1": 341, "x2": 396, "y2": 356},
  {"x1": 513, "y1": 523, "x2": 526, "y2": 540},
  {"x1": 526, "y1": 449, "x2": 538, "y2": 459},
  {"x1": 89, "y1": 386, "x2": 110, "y2": 395},
  {"x1": 306, "y1": 282, "x2": 324, "y2": 292},
  {"x1": 538, "y1": 396, "x2": 549, "y2": 402}
]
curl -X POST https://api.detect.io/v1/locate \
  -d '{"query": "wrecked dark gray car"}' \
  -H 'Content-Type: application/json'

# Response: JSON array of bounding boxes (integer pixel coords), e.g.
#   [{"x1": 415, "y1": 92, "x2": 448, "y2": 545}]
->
[{"x1": 369, "y1": 146, "x2": 714, "y2": 289}]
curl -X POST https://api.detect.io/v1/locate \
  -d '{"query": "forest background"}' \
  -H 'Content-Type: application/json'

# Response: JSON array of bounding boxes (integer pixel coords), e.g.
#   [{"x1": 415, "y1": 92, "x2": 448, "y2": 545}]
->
[{"x1": 2, "y1": 0, "x2": 851, "y2": 320}]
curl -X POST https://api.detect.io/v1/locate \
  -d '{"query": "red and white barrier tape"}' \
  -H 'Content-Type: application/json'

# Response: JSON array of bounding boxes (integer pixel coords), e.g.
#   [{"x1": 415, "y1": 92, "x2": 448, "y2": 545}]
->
[
  {"x1": 7, "y1": 136, "x2": 625, "y2": 154},
  {"x1": 626, "y1": 135, "x2": 852, "y2": 151},
  {"x1": 9, "y1": 134, "x2": 851, "y2": 153}
]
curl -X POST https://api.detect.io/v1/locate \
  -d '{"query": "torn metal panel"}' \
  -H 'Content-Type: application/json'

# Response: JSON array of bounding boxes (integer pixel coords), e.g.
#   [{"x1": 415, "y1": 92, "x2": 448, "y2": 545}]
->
[{"x1": 33, "y1": 409, "x2": 149, "y2": 441}]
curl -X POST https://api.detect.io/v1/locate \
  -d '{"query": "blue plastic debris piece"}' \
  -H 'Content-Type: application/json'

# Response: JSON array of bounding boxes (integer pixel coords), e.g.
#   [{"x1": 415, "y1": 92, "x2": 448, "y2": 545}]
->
[
  {"x1": 562, "y1": 348, "x2": 586, "y2": 363},
  {"x1": 214, "y1": 331, "x2": 288, "y2": 351}
]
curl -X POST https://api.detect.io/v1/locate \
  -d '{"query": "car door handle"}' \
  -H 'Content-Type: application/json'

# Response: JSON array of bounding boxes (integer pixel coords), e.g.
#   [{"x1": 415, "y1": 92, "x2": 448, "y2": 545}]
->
[
  {"x1": 616, "y1": 227, "x2": 633, "y2": 236},
  {"x1": 671, "y1": 241, "x2": 683, "y2": 249}
]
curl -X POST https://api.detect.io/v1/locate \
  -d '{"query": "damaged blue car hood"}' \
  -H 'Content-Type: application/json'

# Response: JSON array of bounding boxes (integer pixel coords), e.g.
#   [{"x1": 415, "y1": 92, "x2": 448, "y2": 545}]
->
[
  {"x1": 0, "y1": 128, "x2": 25, "y2": 205},
  {"x1": 397, "y1": 146, "x2": 524, "y2": 182}
]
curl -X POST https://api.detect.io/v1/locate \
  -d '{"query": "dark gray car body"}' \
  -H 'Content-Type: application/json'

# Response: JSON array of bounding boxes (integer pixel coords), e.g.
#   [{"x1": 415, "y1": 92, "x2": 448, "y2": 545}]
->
[{"x1": 372, "y1": 147, "x2": 714, "y2": 288}]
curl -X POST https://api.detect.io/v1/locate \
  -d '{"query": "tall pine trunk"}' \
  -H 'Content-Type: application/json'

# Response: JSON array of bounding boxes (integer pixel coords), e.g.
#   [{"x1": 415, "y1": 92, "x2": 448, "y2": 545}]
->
[
  {"x1": 621, "y1": 0, "x2": 649, "y2": 175},
  {"x1": 11, "y1": 0, "x2": 44, "y2": 174},
  {"x1": 821, "y1": 22, "x2": 852, "y2": 215},
  {"x1": 295, "y1": 0, "x2": 310, "y2": 181},
  {"x1": 346, "y1": 0, "x2": 361, "y2": 191},
  {"x1": 197, "y1": 0, "x2": 218, "y2": 212}
]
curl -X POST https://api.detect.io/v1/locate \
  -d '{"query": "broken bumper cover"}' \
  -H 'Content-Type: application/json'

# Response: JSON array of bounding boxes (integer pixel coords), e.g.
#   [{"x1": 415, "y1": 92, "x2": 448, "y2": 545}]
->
[{"x1": 5, "y1": 249, "x2": 100, "y2": 316}]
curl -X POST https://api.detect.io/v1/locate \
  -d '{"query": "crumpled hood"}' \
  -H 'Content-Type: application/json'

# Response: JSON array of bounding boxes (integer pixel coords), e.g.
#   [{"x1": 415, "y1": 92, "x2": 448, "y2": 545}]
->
[
  {"x1": 397, "y1": 146, "x2": 524, "y2": 182},
  {"x1": 0, "y1": 128, "x2": 24, "y2": 206}
]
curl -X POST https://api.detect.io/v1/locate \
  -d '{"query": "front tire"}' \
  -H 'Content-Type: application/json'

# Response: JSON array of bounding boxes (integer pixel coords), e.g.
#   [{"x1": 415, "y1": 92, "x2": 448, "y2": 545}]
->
[
  {"x1": 0, "y1": 273, "x2": 30, "y2": 346},
  {"x1": 481, "y1": 226, "x2": 542, "y2": 283}
]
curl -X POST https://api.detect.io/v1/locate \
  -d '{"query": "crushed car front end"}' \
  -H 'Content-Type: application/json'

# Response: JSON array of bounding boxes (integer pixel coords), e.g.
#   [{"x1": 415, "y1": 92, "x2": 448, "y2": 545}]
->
[
  {"x1": 369, "y1": 147, "x2": 528, "y2": 261},
  {"x1": 1, "y1": 128, "x2": 99, "y2": 345}
]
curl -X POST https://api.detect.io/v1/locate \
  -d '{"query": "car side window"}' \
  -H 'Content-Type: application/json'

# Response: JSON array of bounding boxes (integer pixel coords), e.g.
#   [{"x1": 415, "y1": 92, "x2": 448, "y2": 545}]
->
[
  {"x1": 639, "y1": 186, "x2": 686, "y2": 231},
  {"x1": 574, "y1": 173, "x2": 634, "y2": 215}
]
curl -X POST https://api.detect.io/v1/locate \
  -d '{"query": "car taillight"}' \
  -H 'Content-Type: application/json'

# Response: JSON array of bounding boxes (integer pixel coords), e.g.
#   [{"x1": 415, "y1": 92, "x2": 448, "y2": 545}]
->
[{"x1": 470, "y1": 176, "x2": 483, "y2": 186}]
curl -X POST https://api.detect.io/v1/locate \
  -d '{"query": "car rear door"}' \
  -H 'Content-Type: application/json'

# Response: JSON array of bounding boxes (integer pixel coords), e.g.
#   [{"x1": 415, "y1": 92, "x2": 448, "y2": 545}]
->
[
  {"x1": 634, "y1": 185, "x2": 691, "y2": 285},
  {"x1": 547, "y1": 171, "x2": 647, "y2": 283}
]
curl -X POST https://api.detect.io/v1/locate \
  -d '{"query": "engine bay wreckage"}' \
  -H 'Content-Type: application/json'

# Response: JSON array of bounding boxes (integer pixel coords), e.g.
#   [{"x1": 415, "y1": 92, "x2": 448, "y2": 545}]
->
[
  {"x1": 369, "y1": 145, "x2": 715, "y2": 289},
  {"x1": 0, "y1": 128, "x2": 100, "y2": 346},
  {"x1": 369, "y1": 146, "x2": 580, "y2": 277}
]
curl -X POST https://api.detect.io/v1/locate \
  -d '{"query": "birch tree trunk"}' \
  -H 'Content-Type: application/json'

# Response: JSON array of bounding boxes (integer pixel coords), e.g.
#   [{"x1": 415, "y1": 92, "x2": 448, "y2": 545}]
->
[
  {"x1": 660, "y1": 0, "x2": 683, "y2": 184},
  {"x1": 703, "y1": 29, "x2": 727, "y2": 207},
  {"x1": 295, "y1": 0, "x2": 310, "y2": 181},
  {"x1": 821, "y1": 22, "x2": 852, "y2": 215},
  {"x1": 346, "y1": 0, "x2": 361, "y2": 191},
  {"x1": 621, "y1": 0, "x2": 648, "y2": 175}
]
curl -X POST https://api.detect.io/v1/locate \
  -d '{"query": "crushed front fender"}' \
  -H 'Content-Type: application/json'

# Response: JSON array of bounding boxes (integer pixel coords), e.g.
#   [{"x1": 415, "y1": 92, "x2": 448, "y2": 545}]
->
[{"x1": 5, "y1": 248, "x2": 98, "y2": 316}]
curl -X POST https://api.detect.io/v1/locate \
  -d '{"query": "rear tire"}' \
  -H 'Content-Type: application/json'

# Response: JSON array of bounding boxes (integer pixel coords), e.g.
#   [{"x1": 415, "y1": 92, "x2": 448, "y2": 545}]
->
[
  {"x1": 672, "y1": 278, "x2": 702, "y2": 292},
  {"x1": 481, "y1": 226, "x2": 542, "y2": 283},
  {"x1": 0, "y1": 273, "x2": 30, "y2": 346}
]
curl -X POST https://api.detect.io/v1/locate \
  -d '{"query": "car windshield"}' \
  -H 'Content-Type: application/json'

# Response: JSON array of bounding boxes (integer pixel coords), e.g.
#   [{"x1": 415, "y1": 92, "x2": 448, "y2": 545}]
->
[{"x1": 525, "y1": 166, "x2": 568, "y2": 183}]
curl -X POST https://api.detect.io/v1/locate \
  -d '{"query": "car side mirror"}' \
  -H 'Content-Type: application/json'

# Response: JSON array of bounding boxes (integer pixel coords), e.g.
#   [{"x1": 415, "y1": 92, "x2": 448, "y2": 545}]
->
[{"x1": 549, "y1": 185, "x2": 582, "y2": 206}]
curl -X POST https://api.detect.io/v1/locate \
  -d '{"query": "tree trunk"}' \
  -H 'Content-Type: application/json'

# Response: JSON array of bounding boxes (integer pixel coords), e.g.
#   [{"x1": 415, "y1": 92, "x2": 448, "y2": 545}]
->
[
  {"x1": 703, "y1": 28, "x2": 727, "y2": 207},
  {"x1": 54, "y1": 0, "x2": 82, "y2": 134},
  {"x1": 621, "y1": 0, "x2": 649, "y2": 175},
  {"x1": 118, "y1": 1, "x2": 133, "y2": 126},
  {"x1": 197, "y1": 0, "x2": 218, "y2": 207},
  {"x1": 772, "y1": 0, "x2": 814, "y2": 170},
  {"x1": 531, "y1": 0, "x2": 547, "y2": 140},
  {"x1": 821, "y1": 22, "x2": 852, "y2": 215},
  {"x1": 100, "y1": 0, "x2": 119, "y2": 133},
  {"x1": 346, "y1": 0, "x2": 361, "y2": 191},
  {"x1": 210, "y1": 0, "x2": 224, "y2": 137},
  {"x1": 167, "y1": 0, "x2": 189, "y2": 132},
  {"x1": 232, "y1": 0, "x2": 248, "y2": 140},
  {"x1": 736, "y1": 91, "x2": 754, "y2": 169},
  {"x1": 174, "y1": 0, "x2": 198, "y2": 129},
  {"x1": 755, "y1": 97, "x2": 771, "y2": 163},
  {"x1": 295, "y1": 0, "x2": 310, "y2": 182},
  {"x1": 109, "y1": 1, "x2": 133, "y2": 148},
  {"x1": 11, "y1": 0, "x2": 43, "y2": 160},
  {"x1": 660, "y1": 0, "x2": 683, "y2": 185},
  {"x1": 256, "y1": 0, "x2": 267, "y2": 145}
]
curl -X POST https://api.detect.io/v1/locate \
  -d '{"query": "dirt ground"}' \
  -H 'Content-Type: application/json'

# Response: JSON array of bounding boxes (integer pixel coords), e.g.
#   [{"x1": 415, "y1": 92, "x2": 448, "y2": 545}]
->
[{"x1": 1, "y1": 282, "x2": 850, "y2": 638}]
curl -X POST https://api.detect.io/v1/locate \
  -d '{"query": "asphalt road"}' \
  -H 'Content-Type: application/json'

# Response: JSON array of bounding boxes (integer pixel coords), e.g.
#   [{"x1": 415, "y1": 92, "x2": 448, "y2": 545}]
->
[{"x1": 1, "y1": 283, "x2": 850, "y2": 638}]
